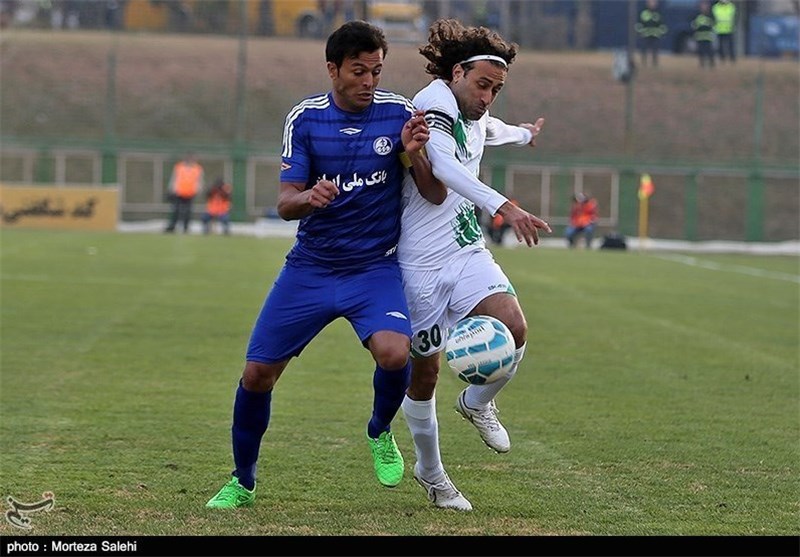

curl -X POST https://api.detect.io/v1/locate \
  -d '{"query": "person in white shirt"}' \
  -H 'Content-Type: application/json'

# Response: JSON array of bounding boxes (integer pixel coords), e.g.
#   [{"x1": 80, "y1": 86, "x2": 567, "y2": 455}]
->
[{"x1": 398, "y1": 18, "x2": 551, "y2": 511}]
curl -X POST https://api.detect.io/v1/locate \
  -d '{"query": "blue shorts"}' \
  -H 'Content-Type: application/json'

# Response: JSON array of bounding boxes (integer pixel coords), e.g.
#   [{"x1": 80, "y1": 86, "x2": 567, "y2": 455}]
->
[{"x1": 246, "y1": 259, "x2": 412, "y2": 363}]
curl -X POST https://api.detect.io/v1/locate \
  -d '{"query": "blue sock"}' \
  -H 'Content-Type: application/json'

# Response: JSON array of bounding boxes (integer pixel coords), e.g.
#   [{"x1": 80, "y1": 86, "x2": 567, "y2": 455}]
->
[
  {"x1": 367, "y1": 361, "x2": 410, "y2": 439},
  {"x1": 231, "y1": 380, "x2": 271, "y2": 491}
]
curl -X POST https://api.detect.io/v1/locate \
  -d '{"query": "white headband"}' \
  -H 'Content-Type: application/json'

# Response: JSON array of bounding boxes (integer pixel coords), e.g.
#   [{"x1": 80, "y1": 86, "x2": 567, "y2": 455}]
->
[{"x1": 458, "y1": 55, "x2": 508, "y2": 68}]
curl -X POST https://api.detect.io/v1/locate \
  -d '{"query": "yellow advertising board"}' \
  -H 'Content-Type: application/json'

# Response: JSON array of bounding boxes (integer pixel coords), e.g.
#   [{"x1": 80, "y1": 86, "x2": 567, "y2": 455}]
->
[{"x1": 0, "y1": 184, "x2": 120, "y2": 231}]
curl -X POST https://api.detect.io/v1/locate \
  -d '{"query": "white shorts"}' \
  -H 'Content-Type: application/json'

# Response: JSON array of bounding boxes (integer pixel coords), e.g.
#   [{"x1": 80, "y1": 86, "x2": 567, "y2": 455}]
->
[{"x1": 402, "y1": 248, "x2": 515, "y2": 358}]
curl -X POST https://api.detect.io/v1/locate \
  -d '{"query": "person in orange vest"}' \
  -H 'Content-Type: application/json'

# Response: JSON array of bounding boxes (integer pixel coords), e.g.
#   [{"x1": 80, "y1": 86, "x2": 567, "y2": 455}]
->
[
  {"x1": 164, "y1": 152, "x2": 204, "y2": 233},
  {"x1": 201, "y1": 177, "x2": 233, "y2": 235},
  {"x1": 565, "y1": 192, "x2": 598, "y2": 249}
]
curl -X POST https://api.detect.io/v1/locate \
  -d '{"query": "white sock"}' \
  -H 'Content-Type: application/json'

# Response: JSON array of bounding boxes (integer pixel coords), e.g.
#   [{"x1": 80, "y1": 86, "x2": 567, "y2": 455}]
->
[
  {"x1": 464, "y1": 342, "x2": 526, "y2": 407},
  {"x1": 401, "y1": 395, "x2": 444, "y2": 482}
]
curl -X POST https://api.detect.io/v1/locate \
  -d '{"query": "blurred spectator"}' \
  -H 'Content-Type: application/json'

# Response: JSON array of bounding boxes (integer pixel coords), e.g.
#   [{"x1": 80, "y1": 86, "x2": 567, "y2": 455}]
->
[
  {"x1": 105, "y1": 0, "x2": 125, "y2": 29},
  {"x1": 49, "y1": 0, "x2": 80, "y2": 29},
  {"x1": 202, "y1": 178, "x2": 233, "y2": 235},
  {"x1": 712, "y1": 0, "x2": 737, "y2": 63},
  {"x1": 196, "y1": 0, "x2": 228, "y2": 32},
  {"x1": 35, "y1": 0, "x2": 52, "y2": 28},
  {"x1": 693, "y1": 1, "x2": 716, "y2": 69},
  {"x1": 151, "y1": 0, "x2": 190, "y2": 32},
  {"x1": 0, "y1": 0, "x2": 18, "y2": 29},
  {"x1": 565, "y1": 192, "x2": 598, "y2": 249},
  {"x1": 342, "y1": 0, "x2": 356, "y2": 21},
  {"x1": 635, "y1": 0, "x2": 667, "y2": 67},
  {"x1": 319, "y1": 0, "x2": 337, "y2": 35},
  {"x1": 257, "y1": 0, "x2": 274, "y2": 35},
  {"x1": 165, "y1": 153, "x2": 204, "y2": 234}
]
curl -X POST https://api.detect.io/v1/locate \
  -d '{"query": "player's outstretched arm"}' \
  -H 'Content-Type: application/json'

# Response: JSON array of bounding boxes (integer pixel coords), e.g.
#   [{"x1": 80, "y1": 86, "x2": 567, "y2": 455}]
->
[
  {"x1": 518, "y1": 117, "x2": 545, "y2": 148},
  {"x1": 425, "y1": 128, "x2": 508, "y2": 215},
  {"x1": 426, "y1": 131, "x2": 550, "y2": 246},
  {"x1": 494, "y1": 201, "x2": 552, "y2": 247},
  {"x1": 485, "y1": 115, "x2": 544, "y2": 148},
  {"x1": 484, "y1": 116, "x2": 550, "y2": 245}
]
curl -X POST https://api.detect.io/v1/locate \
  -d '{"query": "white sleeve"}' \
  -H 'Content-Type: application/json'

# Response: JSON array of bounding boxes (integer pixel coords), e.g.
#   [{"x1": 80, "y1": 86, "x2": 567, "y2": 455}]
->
[
  {"x1": 427, "y1": 128, "x2": 508, "y2": 216},
  {"x1": 485, "y1": 115, "x2": 532, "y2": 147}
]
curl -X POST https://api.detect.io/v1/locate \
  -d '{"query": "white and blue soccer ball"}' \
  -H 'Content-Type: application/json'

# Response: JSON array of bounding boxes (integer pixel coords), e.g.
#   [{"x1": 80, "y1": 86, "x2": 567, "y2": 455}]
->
[{"x1": 445, "y1": 315, "x2": 515, "y2": 385}]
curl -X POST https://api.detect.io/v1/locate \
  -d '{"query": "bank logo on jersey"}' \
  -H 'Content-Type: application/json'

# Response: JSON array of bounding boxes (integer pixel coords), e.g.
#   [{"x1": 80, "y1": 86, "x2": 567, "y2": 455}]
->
[
  {"x1": 317, "y1": 170, "x2": 388, "y2": 192},
  {"x1": 450, "y1": 201, "x2": 483, "y2": 247},
  {"x1": 340, "y1": 127, "x2": 362, "y2": 135},
  {"x1": 373, "y1": 137, "x2": 393, "y2": 155}
]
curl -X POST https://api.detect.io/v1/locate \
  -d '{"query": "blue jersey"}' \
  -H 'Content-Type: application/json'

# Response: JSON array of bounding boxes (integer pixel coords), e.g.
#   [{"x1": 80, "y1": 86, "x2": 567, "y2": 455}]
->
[{"x1": 280, "y1": 90, "x2": 414, "y2": 268}]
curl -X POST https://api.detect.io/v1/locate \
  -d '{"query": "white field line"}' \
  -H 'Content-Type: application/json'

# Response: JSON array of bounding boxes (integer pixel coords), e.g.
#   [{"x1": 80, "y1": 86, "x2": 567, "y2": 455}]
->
[{"x1": 652, "y1": 253, "x2": 800, "y2": 284}]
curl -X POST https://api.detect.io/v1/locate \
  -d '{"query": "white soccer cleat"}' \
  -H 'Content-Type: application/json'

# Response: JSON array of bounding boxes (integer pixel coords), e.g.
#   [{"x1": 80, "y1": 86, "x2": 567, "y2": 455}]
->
[
  {"x1": 413, "y1": 466, "x2": 473, "y2": 512},
  {"x1": 455, "y1": 390, "x2": 511, "y2": 453}
]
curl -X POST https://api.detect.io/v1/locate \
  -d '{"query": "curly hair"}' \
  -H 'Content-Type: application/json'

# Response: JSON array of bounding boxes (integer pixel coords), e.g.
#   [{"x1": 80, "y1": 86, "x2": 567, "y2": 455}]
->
[{"x1": 419, "y1": 19, "x2": 518, "y2": 81}]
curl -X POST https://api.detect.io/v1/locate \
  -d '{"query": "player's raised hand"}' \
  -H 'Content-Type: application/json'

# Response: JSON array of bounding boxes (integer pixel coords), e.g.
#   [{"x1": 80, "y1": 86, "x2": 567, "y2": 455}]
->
[
  {"x1": 519, "y1": 117, "x2": 545, "y2": 147},
  {"x1": 402, "y1": 110, "x2": 430, "y2": 154},
  {"x1": 495, "y1": 200, "x2": 552, "y2": 247},
  {"x1": 308, "y1": 179, "x2": 339, "y2": 209}
]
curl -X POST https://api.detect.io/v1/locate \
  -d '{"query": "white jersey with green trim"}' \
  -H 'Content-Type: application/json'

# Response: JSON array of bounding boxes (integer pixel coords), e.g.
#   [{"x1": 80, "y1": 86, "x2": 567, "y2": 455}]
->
[{"x1": 398, "y1": 79, "x2": 532, "y2": 271}]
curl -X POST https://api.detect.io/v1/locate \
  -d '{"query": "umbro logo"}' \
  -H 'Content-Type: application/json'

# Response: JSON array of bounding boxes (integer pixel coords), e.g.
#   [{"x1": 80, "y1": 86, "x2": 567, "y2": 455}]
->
[
  {"x1": 340, "y1": 127, "x2": 362, "y2": 135},
  {"x1": 386, "y1": 311, "x2": 408, "y2": 320}
]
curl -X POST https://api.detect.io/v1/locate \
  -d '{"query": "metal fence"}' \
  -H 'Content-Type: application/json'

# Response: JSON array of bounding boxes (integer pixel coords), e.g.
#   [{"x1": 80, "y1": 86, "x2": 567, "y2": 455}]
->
[
  {"x1": 2, "y1": 3, "x2": 797, "y2": 242},
  {"x1": 2, "y1": 145, "x2": 797, "y2": 242}
]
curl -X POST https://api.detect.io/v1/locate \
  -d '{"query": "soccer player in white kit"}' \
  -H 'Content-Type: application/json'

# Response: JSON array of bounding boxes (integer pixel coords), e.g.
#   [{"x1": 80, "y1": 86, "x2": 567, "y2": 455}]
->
[{"x1": 398, "y1": 19, "x2": 551, "y2": 511}]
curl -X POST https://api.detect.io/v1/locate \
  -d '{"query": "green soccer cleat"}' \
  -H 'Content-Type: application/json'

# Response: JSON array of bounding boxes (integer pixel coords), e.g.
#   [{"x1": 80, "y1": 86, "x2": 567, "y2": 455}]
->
[
  {"x1": 367, "y1": 430, "x2": 404, "y2": 487},
  {"x1": 205, "y1": 476, "x2": 256, "y2": 509}
]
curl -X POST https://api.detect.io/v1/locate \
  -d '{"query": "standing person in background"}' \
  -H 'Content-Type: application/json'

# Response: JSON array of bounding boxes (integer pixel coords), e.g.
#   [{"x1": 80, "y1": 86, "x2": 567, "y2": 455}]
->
[
  {"x1": 165, "y1": 153, "x2": 204, "y2": 234},
  {"x1": 398, "y1": 18, "x2": 551, "y2": 511},
  {"x1": 205, "y1": 20, "x2": 442, "y2": 509},
  {"x1": 635, "y1": 0, "x2": 668, "y2": 67},
  {"x1": 341, "y1": 0, "x2": 356, "y2": 22},
  {"x1": 565, "y1": 192, "x2": 598, "y2": 249},
  {"x1": 693, "y1": 1, "x2": 716, "y2": 69},
  {"x1": 201, "y1": 178, "x2": 233, "y2": 235},
  {"x1": 318, "y1": 0, "x2": 337, "y2": 35},
  {"x1": 712, "y1": 0, "x2": 737, "y2": 63}
]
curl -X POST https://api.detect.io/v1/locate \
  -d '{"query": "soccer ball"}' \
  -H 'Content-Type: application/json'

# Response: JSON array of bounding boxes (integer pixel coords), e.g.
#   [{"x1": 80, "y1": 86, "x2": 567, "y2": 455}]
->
[{"x1": 445, "y1": 315, "x2": 515, "y2": 385}]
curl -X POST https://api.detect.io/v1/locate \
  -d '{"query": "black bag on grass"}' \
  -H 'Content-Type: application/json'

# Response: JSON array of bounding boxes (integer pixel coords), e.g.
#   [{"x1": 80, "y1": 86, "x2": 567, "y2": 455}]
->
[{"x1": 601, "y1": 233, "x2": 627, "y2": 250}]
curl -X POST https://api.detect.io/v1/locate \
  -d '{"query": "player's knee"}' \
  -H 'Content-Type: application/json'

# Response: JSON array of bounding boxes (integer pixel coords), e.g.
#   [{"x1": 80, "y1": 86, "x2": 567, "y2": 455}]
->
[
  {"x1": 242, "y1": 361, "x2": 282, "y2": 392},
  {"x1": 372, "y1": 344, "x2": 410, "y2": 371},
  {"x1": 504, "y1": 314, "x2": 527, "y2": 348},
  {"x1": 369, "y1": 331, "x2": 410, "y2": 370},
  {"x1": 409, "y1": 358, "x2": 439, "y2": 398}
]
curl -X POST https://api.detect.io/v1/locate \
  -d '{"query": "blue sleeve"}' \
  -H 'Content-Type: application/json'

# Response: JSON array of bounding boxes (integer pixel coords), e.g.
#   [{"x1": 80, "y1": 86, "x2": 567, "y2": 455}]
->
[{"x1": 280, "y1": 111, "x2": 310, "y2": 184}]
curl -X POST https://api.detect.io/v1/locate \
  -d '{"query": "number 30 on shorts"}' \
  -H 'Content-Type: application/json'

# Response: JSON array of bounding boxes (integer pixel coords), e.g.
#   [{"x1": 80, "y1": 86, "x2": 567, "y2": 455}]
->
[{"x1": 413, "y1": 324, "x2": 444, "y2": 355}]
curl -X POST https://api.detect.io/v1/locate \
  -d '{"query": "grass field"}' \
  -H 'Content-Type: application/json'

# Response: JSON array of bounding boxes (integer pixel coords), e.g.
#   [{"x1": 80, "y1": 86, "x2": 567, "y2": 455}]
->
[{"x1": 0, "y1": 230, "x2": 798, "y2": 544}]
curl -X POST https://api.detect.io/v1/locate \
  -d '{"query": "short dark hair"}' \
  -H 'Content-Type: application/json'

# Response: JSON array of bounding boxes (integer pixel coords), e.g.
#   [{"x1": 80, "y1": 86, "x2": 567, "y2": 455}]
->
[{"x1": 325, "y1": 20, "x2": 388, "y2": 68}]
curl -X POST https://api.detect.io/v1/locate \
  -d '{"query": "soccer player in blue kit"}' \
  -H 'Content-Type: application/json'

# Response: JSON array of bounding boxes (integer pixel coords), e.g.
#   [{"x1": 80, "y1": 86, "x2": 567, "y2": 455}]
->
[{"x1": 206, "y1": 21, "x2": 443, "y2": 509}]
